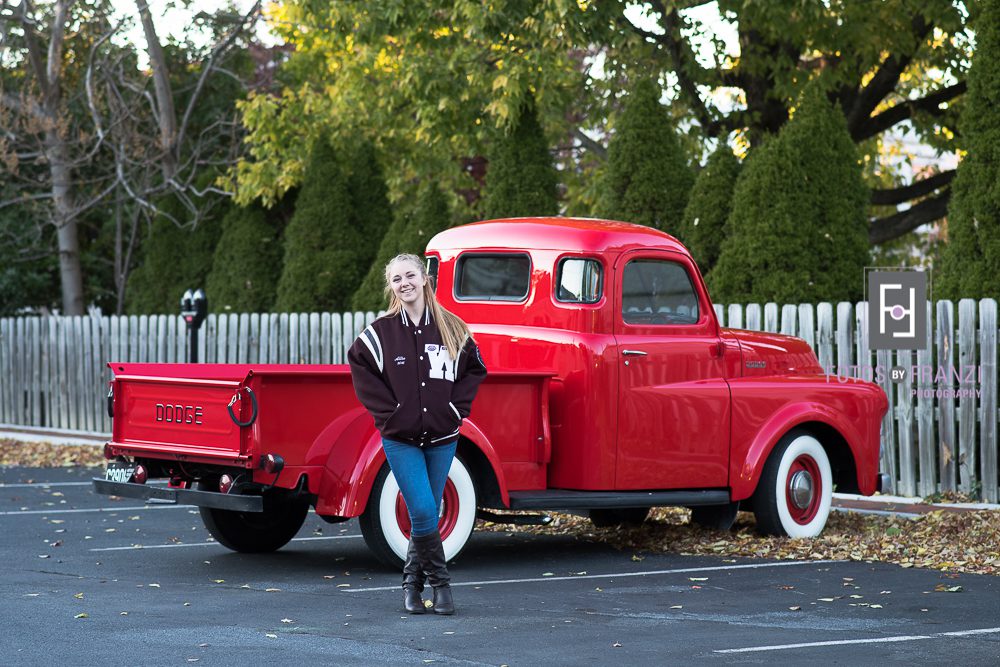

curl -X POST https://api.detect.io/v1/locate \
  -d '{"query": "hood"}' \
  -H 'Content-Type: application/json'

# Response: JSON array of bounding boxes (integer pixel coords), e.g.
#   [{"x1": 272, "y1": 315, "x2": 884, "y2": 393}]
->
[{"x1": 723, "y1": 328, "x2": 824, "y2": 377}]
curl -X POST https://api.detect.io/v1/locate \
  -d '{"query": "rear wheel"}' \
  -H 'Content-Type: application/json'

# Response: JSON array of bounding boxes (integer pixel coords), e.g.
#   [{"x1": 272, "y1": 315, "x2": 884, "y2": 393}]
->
[
  {"x1": 752, "y1": 431, "x2": 832, "y2": 537},
  {"x1": 198, "y1": 484, "x2": 310, "y2": 553},
  {"x1": 589, "y1": 507, "x2": 650, "y2": 528},
  {"x1": 359, "y1": 456, "x2": 477, "y2": 569}
]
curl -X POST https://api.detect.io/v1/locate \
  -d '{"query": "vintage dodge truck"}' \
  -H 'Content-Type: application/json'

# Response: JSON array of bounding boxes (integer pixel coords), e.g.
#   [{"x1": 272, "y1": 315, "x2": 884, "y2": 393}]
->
[{"x1": 94, "y1": 217, "x2": 889, "y2": 567}]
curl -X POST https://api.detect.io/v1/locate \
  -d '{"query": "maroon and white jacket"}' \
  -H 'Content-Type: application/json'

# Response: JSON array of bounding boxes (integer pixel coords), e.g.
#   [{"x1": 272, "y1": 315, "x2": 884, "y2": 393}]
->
[{"x1": 348, "y1": 307, "x2": 487, "y2": 447}]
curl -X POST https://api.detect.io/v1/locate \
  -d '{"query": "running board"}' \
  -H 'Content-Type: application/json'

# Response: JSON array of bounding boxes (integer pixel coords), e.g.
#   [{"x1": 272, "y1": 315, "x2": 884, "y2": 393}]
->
[{"x1": 506, "y1": 489, "x2": 730, "y2": 511}]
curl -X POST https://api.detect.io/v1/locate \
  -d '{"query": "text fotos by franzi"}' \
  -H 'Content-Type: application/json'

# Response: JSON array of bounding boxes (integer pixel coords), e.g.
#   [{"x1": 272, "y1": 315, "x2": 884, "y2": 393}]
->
[{"x1": 867, "y1": 269, "x2": 928, "y2": 350}]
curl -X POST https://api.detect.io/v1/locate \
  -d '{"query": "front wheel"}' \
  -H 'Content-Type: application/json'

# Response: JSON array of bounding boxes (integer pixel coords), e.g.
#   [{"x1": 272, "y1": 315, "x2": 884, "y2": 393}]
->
[
  {"x1": 198, "y1": 485, "x2": 310, "y2": 553},
  {"x1": 359, "y1": 455, "x2": 478, "y2": 569},
  {"x1": 752, "y1": 431, "x2": 833, "y2": 538}
]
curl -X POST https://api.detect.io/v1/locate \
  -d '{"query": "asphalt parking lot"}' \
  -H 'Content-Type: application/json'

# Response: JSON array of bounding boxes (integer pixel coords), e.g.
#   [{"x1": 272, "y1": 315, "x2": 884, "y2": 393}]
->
[{"x1": 2, "y1": 466, "x2": 999, "y2": 666}]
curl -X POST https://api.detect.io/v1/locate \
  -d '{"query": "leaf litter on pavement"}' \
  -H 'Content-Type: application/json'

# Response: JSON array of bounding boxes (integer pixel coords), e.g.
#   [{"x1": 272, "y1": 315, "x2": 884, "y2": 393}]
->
[{"x1": 478, "y1": 507, "x2": 1000, "y2": 576}]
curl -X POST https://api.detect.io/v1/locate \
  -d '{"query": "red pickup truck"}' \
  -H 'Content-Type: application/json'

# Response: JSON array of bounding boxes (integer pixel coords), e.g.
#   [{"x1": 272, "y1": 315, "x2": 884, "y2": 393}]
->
[{"x1": 94, "y1": 217, "x2": 889, "y2": 567}]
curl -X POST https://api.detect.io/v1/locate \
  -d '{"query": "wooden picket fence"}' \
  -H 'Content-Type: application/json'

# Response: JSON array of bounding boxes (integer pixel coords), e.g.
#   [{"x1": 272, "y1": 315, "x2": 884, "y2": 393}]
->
[{"x1": 0, "y1": 301, "x2": 997, "y2": 501}]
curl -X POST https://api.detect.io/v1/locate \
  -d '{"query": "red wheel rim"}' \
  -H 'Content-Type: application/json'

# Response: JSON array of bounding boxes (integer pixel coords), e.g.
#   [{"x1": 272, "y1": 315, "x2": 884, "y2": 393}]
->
[
  {"x1": 395, "y1": 478, "x2": 459, "y2": 540},
  {"x1": 785, "y1": 454, "x2": 822, "y2": 525}
]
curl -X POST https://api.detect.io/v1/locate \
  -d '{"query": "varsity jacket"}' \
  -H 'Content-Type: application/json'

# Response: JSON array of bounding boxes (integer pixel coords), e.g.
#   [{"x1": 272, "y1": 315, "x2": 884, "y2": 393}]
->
[{"x1": 347, "y1": 306, "x2": 487, "y2": 447}]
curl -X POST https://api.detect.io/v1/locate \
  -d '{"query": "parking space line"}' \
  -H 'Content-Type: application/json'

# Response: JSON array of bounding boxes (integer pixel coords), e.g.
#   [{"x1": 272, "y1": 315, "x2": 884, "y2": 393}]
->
[
  {"x1": 713, "y1": 627, "x2": 1000, "y2": 654},
  {"x1": 0, "y1": 481, "x2": 97, "y2": 488},
  {"x1": 89, "y1": 534, "x2": 363, "y2": 552},
  {"x1": 344, "y1": 559, "x2": 836, "y2": 592},
  {"x1": 0, "y1": 504, "x2": 189, "y2": 516}
]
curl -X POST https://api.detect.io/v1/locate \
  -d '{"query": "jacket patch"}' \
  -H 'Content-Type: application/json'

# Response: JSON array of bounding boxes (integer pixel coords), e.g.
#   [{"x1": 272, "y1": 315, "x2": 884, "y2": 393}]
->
[
  {"x1": 425, "y1": 344, "x2": 455, "y2": 382},
  {"x1": 395, "y1": 355, "x2": 407, "y2": 366}
]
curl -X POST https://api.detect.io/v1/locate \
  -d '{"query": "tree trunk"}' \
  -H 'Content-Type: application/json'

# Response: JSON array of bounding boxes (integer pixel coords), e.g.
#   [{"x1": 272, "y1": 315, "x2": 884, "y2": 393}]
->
[
  {"x1": 135, "y1": 0, "x2": 178, "y2": 180},
  {"x1": 48, "y1": 139, "x2": 85, "y2": 315}
]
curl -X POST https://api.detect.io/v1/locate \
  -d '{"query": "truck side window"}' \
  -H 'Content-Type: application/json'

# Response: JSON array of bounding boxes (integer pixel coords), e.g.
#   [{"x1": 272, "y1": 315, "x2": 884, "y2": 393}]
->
[
  {"x1": 426, "y1": 256, "x2": 439, "y2": 291},
  {"x1": 622, "y1": 259, "x2": 699, "y2": 325},
  {"x1": 556, "y1": 258, "x2": 602, "y2": 304},
  {"x1": 455, "y1": 253, "x2": 531, "y2": 301}
]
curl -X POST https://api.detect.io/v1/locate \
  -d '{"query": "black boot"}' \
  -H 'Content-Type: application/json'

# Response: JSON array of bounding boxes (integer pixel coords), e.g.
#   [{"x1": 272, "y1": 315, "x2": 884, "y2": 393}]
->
[
  {"x1": 402, "y1": 539, "x2": 426, "y2": 614},
  {"x1": 412, "y1": 530, "x2": 455, "y2": 615}
]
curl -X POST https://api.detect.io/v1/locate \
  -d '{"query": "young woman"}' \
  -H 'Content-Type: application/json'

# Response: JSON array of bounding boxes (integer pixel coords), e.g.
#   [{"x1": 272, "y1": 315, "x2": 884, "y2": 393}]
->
[{"x1": 348, "y1": 253, "x2": 487, "y2": 615}]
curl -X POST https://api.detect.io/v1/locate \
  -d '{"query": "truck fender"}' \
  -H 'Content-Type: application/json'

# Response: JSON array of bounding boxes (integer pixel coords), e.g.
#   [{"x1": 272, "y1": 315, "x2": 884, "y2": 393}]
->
[
  {"x1": 339, "y1": 416, "x2": 511, "y2": 518},
  {"x1": 731, "y1": 402, "x2": 867, "y2": 501}
]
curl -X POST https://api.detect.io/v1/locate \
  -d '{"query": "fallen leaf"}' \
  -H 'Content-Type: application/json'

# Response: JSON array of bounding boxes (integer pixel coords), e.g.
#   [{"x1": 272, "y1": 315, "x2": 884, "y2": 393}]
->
[
  {"x1": 689, "y1": 577, "x2": 708, "y2": 582},
  {"x1": 74, "y1": 613, "x2": 88, "y2": 619},
  {"x1": 212, "y1": 580, "x2": 225, "y2": 584},
  {"x1": 870, "y1": 604, "x2": 884, "y2": 609},
  {"x1": 542, "y1": 572, "x2": 554, "y2": 577},
  {"x1": 612, "y1": 642, "x2": 622, "y2": 648},
  {"x1": 631, "y1": 555, "x2": 644, "y2": 562},
  {"x1": 934, "y1": 584, "x2": 963, "y2": 593},
  {"x1": 265, "y1": 633, "x2": 277, "y2": 639},
  {"x1": 281, "y1": 619, "x2": 293, "y2": 624},
  {"x1": 789, "y1": 606, "x2": 801, "y2": 611},
  {"x1": 73, "y1": 593, "x2": 84, "y2": 599},
  {"x1": 120, "y1": 612, "x2": 128, "y2": 616}
]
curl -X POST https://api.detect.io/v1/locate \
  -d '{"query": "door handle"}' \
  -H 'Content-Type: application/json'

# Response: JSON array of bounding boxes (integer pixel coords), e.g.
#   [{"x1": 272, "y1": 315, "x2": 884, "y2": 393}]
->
[{"x1": 622, "y1": 349, "x2": 647, "y2": 356}]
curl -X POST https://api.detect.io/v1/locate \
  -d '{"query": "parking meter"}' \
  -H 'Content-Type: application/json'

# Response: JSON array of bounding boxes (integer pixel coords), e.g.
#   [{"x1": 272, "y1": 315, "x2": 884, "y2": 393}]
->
[{"x1": 181, "y1": 288, "x2": 208, "y2": 362}]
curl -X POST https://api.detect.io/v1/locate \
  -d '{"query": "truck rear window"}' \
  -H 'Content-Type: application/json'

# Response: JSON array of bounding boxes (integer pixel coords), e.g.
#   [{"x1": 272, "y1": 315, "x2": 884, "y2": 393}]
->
[
  {"x1": 622, "y1": 259, "x2": 699, "y2": 325},
  {"x1": 556, "y1": 258, "x2": 602, "y2": 304},
  {"x1": 455, "y1": 253, "x2": 531, "y2": 301}
]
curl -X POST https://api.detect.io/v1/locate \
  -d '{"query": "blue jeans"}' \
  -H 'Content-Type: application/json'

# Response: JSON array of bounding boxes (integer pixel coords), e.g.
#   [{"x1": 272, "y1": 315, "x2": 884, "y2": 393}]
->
[{"x1": 382, "y1": 439, "x2": 458, "y2": 537}]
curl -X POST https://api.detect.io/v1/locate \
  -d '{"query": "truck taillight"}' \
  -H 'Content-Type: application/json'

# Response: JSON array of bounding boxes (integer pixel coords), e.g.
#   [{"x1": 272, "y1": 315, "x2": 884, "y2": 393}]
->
[
  {"x1": 133, "y1": 464, "x2": 148, "y2": 485},
  {"x1": 260, "y1": 453, "x2": 284, "y2": 475},
  {"x1": 219, "y1": 474, "x2": 234, "y2": 494}
]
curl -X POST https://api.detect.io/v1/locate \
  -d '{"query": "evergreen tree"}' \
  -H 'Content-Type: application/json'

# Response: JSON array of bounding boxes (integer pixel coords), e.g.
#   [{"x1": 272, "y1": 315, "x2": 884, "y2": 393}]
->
[
  {"x1": 352, "y1": 182, "x2": 451, "y2": 311},
  {"x1": 205, "y1": 204, "x2": 284, "y2": 313},
  {"x1": 597, "y1": 79, "x2": 693, "y2": 232},
  {"x1": 936, "y1": 0, "x2": 1000, "y2": 299},
  {"x1": 481, "y1": 95, "x2": 558, "y2": 219},
  {"x1": 274, "y1": 138, "x2": 361, "y2": 312},
  {"x1": 678, "y1": 145, "x2": 741, "y2": 272},
  {"x1": 345, "y1": 139, "x2": 393, "y2": 274},
  {"x1": 708, "y1": 83, "x2": 869, "y2": 304},
  {"x1": 126, "y1": 198, "x2": 224, "y2": 314}
]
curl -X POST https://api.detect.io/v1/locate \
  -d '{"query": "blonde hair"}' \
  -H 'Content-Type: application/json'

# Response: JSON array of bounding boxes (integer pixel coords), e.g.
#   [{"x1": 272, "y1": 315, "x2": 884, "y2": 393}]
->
[{"x1": 384, "y1": 253, "x2": 473, "y2": 356}]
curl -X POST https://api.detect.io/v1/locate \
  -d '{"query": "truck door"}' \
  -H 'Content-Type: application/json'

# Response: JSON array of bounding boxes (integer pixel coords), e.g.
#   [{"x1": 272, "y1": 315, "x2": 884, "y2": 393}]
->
[{"x1": 613, "y1": 250, "x2": 730, "y2": 490}]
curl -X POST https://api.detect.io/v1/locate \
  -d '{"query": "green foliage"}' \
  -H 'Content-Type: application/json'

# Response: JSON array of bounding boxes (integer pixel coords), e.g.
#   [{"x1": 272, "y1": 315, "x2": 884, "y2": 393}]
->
[
  {"x1": 274, "y1": 138, "x2": 361, "y2": 312},
  {"x1": 481, "y1": 96, "x2": 559, "y2": 219},
  {"x1": 678, "y1": 145, "x2": 741, "y2": 273},
  {"x1": 708, "y1": 83, "x2": 870, "y2": 304},
  {"x1": 125, "y1": 197, "x2": 224, "y2": 314},
  {"x1": 597, "y1": 79, "x2": 693, "y2": 231},
  {"x1": 352, "y1": 182, "x2": 452, "y2": 311},
  {"x1": 205, "y1": 204, "x2": 285, "y2": 313},
  {"x1": 936, "y1": 0, "x2": 1000, "y2": 300}
]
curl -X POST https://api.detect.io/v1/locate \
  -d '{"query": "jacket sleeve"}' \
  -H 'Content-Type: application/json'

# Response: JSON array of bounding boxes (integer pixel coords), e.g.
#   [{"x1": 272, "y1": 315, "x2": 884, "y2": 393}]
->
[
  {"x1": 450, "y1": 337, "x2": 487, "y2": 419},
  {"x1": 348, "y1": 326, "x2": 398, "y2": 427}
]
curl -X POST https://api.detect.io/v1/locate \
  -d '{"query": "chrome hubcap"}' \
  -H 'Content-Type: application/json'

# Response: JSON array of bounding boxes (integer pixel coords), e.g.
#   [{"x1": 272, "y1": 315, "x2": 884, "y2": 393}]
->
[{"x1": 789, "y1": 470, "x2": 814, "y2": 509}]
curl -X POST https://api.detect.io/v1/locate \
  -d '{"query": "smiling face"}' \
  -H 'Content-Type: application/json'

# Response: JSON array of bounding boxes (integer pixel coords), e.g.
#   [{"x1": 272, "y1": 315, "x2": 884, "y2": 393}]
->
[{"x1": 387, "y1": 257, "x2": 427, "y2": 308}]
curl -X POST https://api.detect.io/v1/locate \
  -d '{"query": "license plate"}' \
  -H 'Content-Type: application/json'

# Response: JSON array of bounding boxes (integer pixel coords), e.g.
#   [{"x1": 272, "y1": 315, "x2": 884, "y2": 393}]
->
[{"x1": 105, "y1": 462, "x2": 136, "y2": 483}]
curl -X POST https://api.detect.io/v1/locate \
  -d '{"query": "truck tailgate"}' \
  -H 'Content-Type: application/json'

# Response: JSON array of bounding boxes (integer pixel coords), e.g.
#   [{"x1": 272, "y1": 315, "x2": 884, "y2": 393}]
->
[{"x1": 111, "y1": 371, "x2": 251, "y2": 464}]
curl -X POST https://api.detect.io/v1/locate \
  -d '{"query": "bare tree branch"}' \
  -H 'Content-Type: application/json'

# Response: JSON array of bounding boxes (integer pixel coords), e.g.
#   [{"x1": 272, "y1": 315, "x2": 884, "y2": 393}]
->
[
  {"x1": 176, "y1": 1, "x2": 261, "y2": 151},
  {"x1": 871, "y1": 169, "x2": 955, "y2": 206},
  {"x1": 853, "y1": 81, "x2": 966, "y2": 141},
  {"x1": 846, "y1": 13, "x2": 932, "y2": 135},
  {"x1": 869, "y1": 188, "x2": 950, "y2": 244}
]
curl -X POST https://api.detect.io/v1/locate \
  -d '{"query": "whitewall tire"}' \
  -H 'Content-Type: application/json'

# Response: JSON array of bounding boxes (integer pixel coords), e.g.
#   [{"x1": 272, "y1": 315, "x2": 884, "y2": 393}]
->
[
  {"x1": 752, "y1": 432, "x2": 833, "y2": 538},
  {"x1": 359, "y1": 455, "x2": 477, "y2": 569}
]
